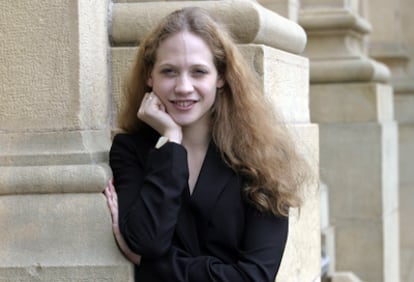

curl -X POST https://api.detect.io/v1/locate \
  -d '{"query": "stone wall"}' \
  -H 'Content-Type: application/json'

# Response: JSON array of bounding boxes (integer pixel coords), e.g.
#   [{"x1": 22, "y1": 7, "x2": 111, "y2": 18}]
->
[{"x1": 0, "y1": 0, "x2": 133, "y2": 280}]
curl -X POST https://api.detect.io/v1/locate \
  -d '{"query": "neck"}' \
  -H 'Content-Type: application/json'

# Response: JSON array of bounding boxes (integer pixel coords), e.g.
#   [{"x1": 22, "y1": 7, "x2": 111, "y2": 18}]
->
[{"x1": 182, "y1": 122, "x2": 211, "y2": 151}]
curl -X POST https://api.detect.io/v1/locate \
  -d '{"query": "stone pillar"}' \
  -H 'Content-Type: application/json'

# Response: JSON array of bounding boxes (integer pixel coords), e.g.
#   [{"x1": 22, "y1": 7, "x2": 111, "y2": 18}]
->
[
  {"x1": 257, "y1": 0, "x2": 300, "y2": 21},
  {"x1": 0, "y1": 1, "x2": 133, "y2": 280},
  {"x1": 364, "y1": 0, "x2": 414, "y2": 281},
  {"x1": 398, "y1": 1, "x2": 414, "y2": 280},
  {"x1": 299, "y1": 1, "x2": 400, "y2": 281},
  {"x1": 111, "y1": 1, "x2": 320, "y2": 281}
]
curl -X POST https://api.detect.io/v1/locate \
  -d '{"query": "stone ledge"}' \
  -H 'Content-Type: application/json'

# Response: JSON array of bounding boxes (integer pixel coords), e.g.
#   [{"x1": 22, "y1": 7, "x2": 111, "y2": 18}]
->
[
  {"x1": 0, "y1": 194, "x2": 133, "y2": 281},
  {"x1": 0, "y1": 163, "x2": 111, "y2": 195},
  {"x1": 110, "y1": 0, "x2": 307, "y2": 54},
  {"x1": 310, "y1": 57, "x2": 390, "y2": 83},
  {"x1": 299, "y1": 7, "x2": 371, "y2": 34},
  {"x1": 0, "y1": 130, "x2": 111, "y2": 166}
]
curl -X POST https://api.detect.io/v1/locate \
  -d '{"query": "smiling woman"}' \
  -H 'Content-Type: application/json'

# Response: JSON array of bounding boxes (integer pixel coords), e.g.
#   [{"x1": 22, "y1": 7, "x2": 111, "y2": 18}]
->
[
  {"x1": 104, "y1": 6, "x2": 311, "y2": 282},
  {"x1": 144, "y1": 31, "x2": 224, "y2": 134}
]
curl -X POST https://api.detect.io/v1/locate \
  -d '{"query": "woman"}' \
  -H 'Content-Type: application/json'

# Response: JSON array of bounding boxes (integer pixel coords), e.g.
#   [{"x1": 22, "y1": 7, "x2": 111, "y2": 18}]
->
[{"x1": 104, "y1": 6, "x2": 310, "y2": 281}]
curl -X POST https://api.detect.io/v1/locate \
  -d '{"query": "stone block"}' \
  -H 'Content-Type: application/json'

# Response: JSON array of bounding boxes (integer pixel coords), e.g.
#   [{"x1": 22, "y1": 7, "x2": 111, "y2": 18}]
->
[
  {"x1": 399, "y1": 124, "x2": 414, "y2": 248},
  {"x1": 319, "y1": 122, "x2": 398, "y2": 219},
  {"x1": 0, "y1": 130, "x2": 112, "y2": 195},
  {"x1": 318, "y1": 122, "x2": 399, "y2": 281},
  {"x1": 0, "y1": 0, "x2": 109, "y2": 132},
  {"x1": 277, "y1": 123, "x2": 321, "y2": 282},
  {"x1": 110, "y1": 47, "x2": 137, "y2": 128},
  {"x1": 0, "y1": 193, "x2": 133, "y2": 281},
  {"x1": 400, "y1": 183, "x2": 414, "y2": 248},
  {"x1": 395, "y1": 94, "x2": 414, "y2": 123},
  {"x1": 239, "y1": 45, "x2": 310, "y2": 124},
  {"x1": 330, "y1": 272, "x2": 363, "y2": 282},
  {"x1": 111, "y1": 1, "x2": 307, "y2": 54},
  {"x1": 310, "y1": 83, "x2": 394, "y2": 123},
  {"x1": 401, "y1": 248, "x2": 414, "y2": 282},
  {"x1": 335, "y1": 218, "x2": 383, "y2": 281}
]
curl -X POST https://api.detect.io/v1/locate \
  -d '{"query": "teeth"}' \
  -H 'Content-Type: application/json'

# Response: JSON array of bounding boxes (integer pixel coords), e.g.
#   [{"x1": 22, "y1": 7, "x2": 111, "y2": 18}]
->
[{"x1": 175, "y1": 101, "x2": 193, "y2": 107}]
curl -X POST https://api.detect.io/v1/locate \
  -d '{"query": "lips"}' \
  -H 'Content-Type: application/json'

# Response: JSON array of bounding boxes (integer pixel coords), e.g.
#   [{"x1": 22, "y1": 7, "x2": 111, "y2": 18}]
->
[{"x1": 171, "y1": 100, "x2": 197, "y2": 110}]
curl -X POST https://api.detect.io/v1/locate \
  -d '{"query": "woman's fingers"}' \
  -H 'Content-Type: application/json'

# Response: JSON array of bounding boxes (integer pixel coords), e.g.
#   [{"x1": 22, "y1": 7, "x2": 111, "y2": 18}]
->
[{"x1": 104, "y1": 180, "x2": 119, "y2": 226}]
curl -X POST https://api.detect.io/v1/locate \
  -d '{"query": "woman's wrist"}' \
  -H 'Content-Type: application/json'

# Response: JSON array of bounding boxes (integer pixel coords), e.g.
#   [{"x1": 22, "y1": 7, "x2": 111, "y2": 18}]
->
[{"x1": 164, "y1": 129, "x2": 182, "y2": 144}]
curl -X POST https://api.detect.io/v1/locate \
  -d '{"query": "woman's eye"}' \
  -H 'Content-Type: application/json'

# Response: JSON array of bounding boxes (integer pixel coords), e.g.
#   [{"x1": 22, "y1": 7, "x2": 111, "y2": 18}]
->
[
  {"x1": 193, "y1": 69, "x2": 208, "y2": 75},
  {"x1": 161, "y1": 69, "x2": 176, "y2": 76}
]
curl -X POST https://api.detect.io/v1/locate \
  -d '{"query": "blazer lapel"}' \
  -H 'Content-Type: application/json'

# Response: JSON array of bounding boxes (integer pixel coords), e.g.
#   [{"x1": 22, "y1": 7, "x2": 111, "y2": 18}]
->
[
  {"x1": 191, "y1": 142, "x2": 234, "y2": 224},
  {"x1": 174, "y1": 189, "x2": 201, "y2": 256},
  {"x1": 174, "y1": 142, "x2": 234, "y2": 255}
]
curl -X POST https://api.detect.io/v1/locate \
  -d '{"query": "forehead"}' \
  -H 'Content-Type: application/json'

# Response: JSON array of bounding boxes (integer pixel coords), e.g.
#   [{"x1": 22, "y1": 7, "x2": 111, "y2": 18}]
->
[{"x1": 155, "y1": 31, "x2": 214, "y2": 65}]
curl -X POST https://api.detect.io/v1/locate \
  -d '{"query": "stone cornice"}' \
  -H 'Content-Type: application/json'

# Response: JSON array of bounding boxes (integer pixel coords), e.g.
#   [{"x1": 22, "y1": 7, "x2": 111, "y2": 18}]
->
[
  {"x1": 110, "y1": 0, "x2": 307, "y2": 54},
  {"x1": 0, "y1": 164, "x2": 111, "y2": 195},
  {"x1": 0, "y1": 130, "x2": 112, "y2": 194},
  {"x1": 299, "y1": 7, "x2": 371, "y2": 34},
  {"x1": 310, "y1": 57, "x2": 390, "y2": 83}
]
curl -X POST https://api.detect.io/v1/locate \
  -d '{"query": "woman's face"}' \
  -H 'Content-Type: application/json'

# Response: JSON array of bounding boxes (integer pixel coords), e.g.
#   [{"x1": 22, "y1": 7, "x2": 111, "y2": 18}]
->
[{"x1": 147, "y1": 31, "x2": 224, "y2": 129}]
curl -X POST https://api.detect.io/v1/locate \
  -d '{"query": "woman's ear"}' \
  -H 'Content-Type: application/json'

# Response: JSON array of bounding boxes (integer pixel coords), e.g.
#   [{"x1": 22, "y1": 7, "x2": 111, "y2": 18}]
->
[
  {"x1": 216, "y1": 76, "x2": 225, "y2": 89},
  {"x1": 147, "y1": 75, "x2": 153, "y2": 88}
]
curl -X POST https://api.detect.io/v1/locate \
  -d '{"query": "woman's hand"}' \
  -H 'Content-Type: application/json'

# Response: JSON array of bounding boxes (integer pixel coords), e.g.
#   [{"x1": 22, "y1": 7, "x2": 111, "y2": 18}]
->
[
  {"x1": 104, "y1": 180, "x2": 142, "y2": 265},
  {"x1": 138, "y1": 92, "x2": 182, "y2": 144}
]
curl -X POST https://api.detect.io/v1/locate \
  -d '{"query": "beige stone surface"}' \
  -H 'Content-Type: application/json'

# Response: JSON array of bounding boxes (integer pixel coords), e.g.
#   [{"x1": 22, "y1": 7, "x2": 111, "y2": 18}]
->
[
  {"x1": 276, "y1": 123, "x2": 321, "y2": 282},
  {"x1": 0, "y1": 0, "x2": 135, "y2": 280},
  {"x1": 0, "y1": 164, "x2": 111, "y2": 195},
  {"x1": 258, "y1": 0, "x2": 299, "y2": 21},
  {"x1": 310, "y1": 83, "x2": 393, "y2": 123},
  {"x1": 395, "y1": 94, "x2": 414, "y2": 123},
  {"x1": 398, "y1": 127, "x2": 414, "y2": 282},
  {"x1": 401, "y1": 0, "x2": 414, "y2": 77},
  {"x1": 299, "y1": 7, "x2": 371, "y2": 60},
  {"x1": 330, "y1": 272, "x2": 363, "y2": 282},
  {"x1": 0, "y1": 130, "x2": 112, "y2": 194},
  {"x1": 0, "y1": 130, "x2": 111, "y2": 166},
  {"x1": 299, "y1": 7, "x2": 391, "y2": 84},
  {"x1": 110, "y1": 47, "x2": 136, "y2": 129},
  {"x1": 239, "y1": 45, "x2": 310, "y2": 124},
  {"x1": 402, "y1": 248, "x2": 414, "y2": 282},
  {"x1": 0, "y1": 193, "x2": 133, "y2": 281},
  {"x1": 301, "y1": 0, "x2": 359, "y2": 11},
  {"x1": 0, "y1": 0, "x2": 109, "y2": 132},
  {"x1": 318, "y1": 122, "x2": 399, "y2": 282},
  {"x1": 110, "y1": 0, "x2": 307, "y2": 54}
]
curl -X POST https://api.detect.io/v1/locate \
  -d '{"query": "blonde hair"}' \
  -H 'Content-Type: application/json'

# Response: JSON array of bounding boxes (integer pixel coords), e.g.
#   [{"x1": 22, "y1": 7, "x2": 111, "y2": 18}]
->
[{"x1": 118, "y1": 7, "x2": 311, "y2": 217}]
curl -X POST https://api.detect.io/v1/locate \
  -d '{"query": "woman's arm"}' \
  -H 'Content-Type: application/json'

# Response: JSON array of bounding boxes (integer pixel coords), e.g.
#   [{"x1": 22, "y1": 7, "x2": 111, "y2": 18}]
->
[
  {"x1": 104, "y1": 180, "x2": 141, "y2": 265},
  {"x1": 141, "y1": 205, "x2": 289, "y2": 282},
  {"x1": 110, "y1": 134, "x2": 189, "y2": 258}
]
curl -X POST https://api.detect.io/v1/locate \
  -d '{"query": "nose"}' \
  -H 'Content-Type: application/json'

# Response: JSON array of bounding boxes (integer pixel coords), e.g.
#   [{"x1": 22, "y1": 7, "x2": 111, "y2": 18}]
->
[{"x1": 175, "y1": 74, "x2": 194, "y2": 95}]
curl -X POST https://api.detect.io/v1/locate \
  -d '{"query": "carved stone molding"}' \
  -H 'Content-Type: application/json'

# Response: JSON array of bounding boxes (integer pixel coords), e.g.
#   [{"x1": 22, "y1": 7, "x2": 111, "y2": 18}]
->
[{"x1": 110, "y1": 0, "x2": 307, "y2": 54}]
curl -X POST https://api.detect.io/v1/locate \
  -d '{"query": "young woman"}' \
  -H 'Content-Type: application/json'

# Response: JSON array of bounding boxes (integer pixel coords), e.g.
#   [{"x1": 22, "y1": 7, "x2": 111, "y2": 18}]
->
[{"x1": 104, "y1": 7, "x2": 310, "y2": 281}]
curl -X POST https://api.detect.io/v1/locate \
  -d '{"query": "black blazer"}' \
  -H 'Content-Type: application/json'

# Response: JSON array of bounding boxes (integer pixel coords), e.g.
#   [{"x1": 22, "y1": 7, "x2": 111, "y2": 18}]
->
[{"x1": 109, "y1": 127, "x2": 288, "y2": 282}]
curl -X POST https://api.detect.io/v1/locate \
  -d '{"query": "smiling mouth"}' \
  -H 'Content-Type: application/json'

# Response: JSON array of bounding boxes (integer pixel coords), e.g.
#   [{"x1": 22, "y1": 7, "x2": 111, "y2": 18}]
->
[{"x1": 171, "y1": 100, "x2": 197, "y2": 110}]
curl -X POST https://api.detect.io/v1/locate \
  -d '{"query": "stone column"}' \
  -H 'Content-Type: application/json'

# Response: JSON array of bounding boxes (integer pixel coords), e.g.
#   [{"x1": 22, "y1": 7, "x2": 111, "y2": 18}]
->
[
  {"x1": 257, "y1": 0, "x2": 300, "y2": 21},
  {"x1": 398, "y1": 1, "x2": 414, "y2": 280},
  {"x1": 0, "y1": 1, "x2": 133, "y2": 280},
  {"x1": 364, "y1": 0, "x2": 414, "y2": 280},
  {"x1": 111, "y1": 1, "x2": 320, "y2": 281},
  {"x1": 300, "y1": 0, "x2": 400, "y2": 281}
]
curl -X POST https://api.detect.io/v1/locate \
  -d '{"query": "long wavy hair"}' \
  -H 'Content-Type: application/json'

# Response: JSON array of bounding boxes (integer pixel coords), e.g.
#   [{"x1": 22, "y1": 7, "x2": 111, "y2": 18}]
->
[{"x1": 117, "y1": 7, "x2": 311, "y2": 217}]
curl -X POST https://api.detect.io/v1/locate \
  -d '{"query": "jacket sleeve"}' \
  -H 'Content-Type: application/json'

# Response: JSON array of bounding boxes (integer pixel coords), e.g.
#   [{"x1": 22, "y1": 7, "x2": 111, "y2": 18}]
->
[
  {"x1": 109, "y1": 134, "x2": 189, "y2": 258},
  {"x1": 142, "y1": 205, "x2": 289, "y2": 282}
]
